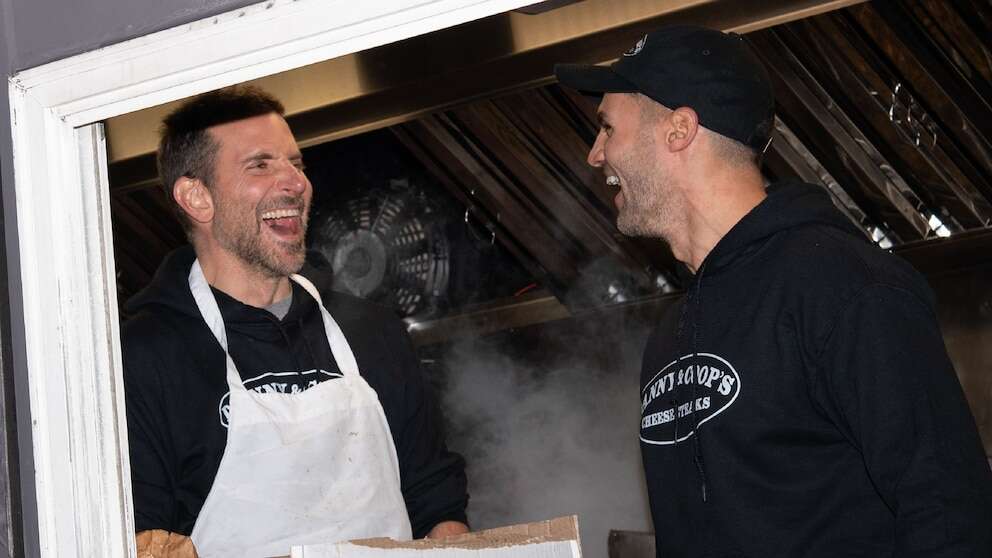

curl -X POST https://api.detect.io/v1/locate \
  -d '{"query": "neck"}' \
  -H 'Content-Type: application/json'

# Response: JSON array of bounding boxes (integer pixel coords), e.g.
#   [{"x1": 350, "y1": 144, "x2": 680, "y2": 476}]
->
[
  {"x1": 671, "y1": 164, "x2": 767, "y2": 273},
  {"x1": 193, "y1": 240, "x2": 293, "y2": 308}
]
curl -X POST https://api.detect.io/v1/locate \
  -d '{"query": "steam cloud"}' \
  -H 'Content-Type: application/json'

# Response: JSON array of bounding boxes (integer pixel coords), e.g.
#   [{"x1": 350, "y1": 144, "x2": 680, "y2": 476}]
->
[{"x1": 440, "y1": 323, "x2": 653, "y2": 558}]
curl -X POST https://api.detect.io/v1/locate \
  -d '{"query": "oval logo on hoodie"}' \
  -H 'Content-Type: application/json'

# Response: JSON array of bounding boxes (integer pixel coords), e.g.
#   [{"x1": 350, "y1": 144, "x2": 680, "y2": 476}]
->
[
  {"x1": 640, "y1": 353, "x2": 741, "y2": 445},
  {"x1": 218, "y1": 368, "x2": 343, "y2": 428}
]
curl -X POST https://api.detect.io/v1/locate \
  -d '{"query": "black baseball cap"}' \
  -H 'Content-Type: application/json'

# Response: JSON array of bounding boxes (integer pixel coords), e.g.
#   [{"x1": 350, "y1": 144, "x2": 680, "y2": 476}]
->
[{"x1": 554, "y1": 25, "x2": 775, "y2": 152}]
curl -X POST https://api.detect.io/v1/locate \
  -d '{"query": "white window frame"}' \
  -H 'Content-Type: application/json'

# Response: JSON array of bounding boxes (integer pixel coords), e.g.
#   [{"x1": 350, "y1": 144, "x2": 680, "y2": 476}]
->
[{"x1": 5, "y1": 1, "x2": 544, "y2": 555}]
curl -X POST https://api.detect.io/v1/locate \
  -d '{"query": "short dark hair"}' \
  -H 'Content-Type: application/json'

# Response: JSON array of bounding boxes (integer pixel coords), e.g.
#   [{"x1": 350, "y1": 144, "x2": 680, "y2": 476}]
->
[{"x1": 156, "y1": 86, "x2": 285, "y2": 232}]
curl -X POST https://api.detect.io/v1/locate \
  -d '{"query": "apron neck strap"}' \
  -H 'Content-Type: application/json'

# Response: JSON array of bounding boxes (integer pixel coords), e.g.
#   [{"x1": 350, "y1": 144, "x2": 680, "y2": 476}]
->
[
  {"x1": 290, "y1": 273, "x2": 323, "y2": 305},
  {"x1": 290, "y1": 274, "x2": 360, "y2": 377},
  {"x1": 187, "y1": 259, "x2": 361, "y2": 379},
  {"x1": 189, "y1": 259, "x2": 229, "y2": 352}
]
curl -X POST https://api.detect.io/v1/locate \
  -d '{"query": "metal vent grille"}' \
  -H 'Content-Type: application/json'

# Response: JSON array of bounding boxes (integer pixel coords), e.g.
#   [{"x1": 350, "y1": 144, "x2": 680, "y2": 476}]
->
[{"x1": 308, "y1": 179, "x2": 450, "y2": 318}]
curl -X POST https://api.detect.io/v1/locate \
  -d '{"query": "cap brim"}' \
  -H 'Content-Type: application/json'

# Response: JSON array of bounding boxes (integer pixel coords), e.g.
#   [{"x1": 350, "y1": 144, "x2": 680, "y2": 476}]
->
[{"x1": 553, "y1": 63, "x2": 639, "y2": 95}]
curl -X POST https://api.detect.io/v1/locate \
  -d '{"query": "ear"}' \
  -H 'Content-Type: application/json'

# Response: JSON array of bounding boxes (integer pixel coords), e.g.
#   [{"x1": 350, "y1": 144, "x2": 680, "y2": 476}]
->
[
  {"x1": 666, "y1": 107, "x2": 699, "y2": 153},
  {"x1": 173, "y1": 176, "x2": 214, "y2": 225}
]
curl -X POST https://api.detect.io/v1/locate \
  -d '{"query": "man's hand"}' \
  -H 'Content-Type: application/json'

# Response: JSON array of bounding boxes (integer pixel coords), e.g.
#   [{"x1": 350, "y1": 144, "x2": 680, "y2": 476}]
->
[
  {"x1": 424, "y1": 521, "x2": 469, "y2": 539},
  {"x1": 136, "y1": 530, "x2": 199, "y2": 558}
]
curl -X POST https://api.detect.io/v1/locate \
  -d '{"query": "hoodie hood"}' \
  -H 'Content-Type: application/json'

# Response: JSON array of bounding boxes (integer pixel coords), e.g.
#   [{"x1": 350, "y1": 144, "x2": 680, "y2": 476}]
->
[
  {"x1": 125, "y1": 245, "x2": 313, "y2": 333},
  {"x1": 639, "y1": 180, "x2": 992, "y2": 557},
  {"x1": 699, "y1": 179, "x2": 868, "y2": 277},
  {"x1": 125, "y1": 243, "x2": 328, "y2": 388},
  {"x1": 127, "y1": 244, "x2": 203, "y2": 319},
  {"x1": 667, "y1": 179, "x2": 871, "y2": 505}
]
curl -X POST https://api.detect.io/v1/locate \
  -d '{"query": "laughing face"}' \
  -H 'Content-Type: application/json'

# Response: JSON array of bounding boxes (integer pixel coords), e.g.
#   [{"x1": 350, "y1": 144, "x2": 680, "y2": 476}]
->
[
  {"x1": 205, "y1": 112, "x2": 311, "y2": 278},
  {"x1": 587, "y1": 93, "x2": 685, "y2": 241}
]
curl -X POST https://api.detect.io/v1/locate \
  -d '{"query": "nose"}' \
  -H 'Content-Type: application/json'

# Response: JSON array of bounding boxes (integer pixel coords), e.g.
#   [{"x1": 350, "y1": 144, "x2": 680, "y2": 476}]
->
[
  {"x1": 587, "y1": 130, "x2": 606, "y2": 167},
  {"x1": 276, "y1": 161, "x2": 308, "y2": 194}
]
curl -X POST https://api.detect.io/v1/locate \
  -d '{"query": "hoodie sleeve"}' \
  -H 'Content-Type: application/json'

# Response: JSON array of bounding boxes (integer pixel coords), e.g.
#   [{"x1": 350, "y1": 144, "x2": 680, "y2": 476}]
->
[
  {"x1": 812, "y1": 283, "x2": 992, "y2": 557},
  {"x1": 383, "y1": 316, "x2": 469, "y2": 538},
  {"x1": 123, "y1": 326, "x2": 182, "y2": 534}
]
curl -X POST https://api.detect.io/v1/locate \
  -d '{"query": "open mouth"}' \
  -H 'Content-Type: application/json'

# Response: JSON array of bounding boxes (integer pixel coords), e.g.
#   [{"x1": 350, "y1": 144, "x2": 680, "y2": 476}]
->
[
  {"x1": 261, "y1": 207, "x2": 303, "y2": 236},
  {"x1": 606, "y1": 175, "x2": 624, "y2": 209}
]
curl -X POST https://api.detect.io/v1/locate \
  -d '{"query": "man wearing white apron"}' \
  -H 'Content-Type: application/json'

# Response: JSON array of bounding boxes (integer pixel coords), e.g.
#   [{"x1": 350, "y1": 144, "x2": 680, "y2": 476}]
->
[{"x1": 123, "y1": 87, "x2": 469, "y2": 558}]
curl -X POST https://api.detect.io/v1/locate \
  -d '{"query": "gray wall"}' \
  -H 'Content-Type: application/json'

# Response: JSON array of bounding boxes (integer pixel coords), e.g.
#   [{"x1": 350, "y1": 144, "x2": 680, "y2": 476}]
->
[
  {"x1": 2, "y1": 0, "x2": 258, "y2": 72},
  {"x1": 0, "y1": 2, "x2": 256, "y2": 555}
]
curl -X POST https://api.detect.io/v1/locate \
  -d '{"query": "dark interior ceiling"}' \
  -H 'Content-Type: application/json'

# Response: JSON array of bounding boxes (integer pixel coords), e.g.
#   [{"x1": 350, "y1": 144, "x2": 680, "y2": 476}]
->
[{"x1": 107, "y1": 0, "x2": 992, "y2": 343}]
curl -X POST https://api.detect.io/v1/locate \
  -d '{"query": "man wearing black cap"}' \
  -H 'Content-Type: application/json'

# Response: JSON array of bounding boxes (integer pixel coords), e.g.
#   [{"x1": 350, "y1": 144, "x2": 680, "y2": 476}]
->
[{"x1": 556, "y1": 25, "x2": 992, "y2": 558}]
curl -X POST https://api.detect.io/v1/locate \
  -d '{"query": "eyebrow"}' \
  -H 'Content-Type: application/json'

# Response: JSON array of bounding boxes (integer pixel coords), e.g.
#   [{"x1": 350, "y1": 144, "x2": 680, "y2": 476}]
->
[
  {"x1": 240, "y1": 151, "x2": 303, "y2": 164},
  {"x1": 597, "y1": 112, "x2": 609, "y2": 127},
  {"x1": 241, "y1": 152, "x2": 274, "y2": 164}
]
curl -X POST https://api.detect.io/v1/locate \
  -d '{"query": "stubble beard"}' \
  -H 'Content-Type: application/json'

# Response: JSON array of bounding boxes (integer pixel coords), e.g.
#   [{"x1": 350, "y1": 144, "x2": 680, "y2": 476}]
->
[
  {"x1": 614, "y1": 132, "x2": 682, "y2": 242},
  {"x1": 213, "y1": 195, "x2": 309, "y2": 278}
]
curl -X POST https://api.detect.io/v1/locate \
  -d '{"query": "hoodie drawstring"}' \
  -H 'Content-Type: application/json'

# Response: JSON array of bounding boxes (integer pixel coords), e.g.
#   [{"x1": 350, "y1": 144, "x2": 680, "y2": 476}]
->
[
  {"x1": 690, "y1": 261, "x2": 709, "y2": 503},
  {"x1": 675, "y1": 262, "x2": 710, "y2": 504},
  {"x1": 299, "y1": 316, "x2": 320, "y2": 374},
  {"x1": 268, "y1": 291, "x2": 319, "y2": 375},
  {"x1": 673, "y1": 297, "x2": 690, "y2": 451}
]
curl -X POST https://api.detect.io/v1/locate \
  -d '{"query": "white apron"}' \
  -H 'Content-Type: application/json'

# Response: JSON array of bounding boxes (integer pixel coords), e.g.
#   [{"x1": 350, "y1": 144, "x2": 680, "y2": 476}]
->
[{"x1": 187, "y1": 260, "x2": 412, "y2": 558}]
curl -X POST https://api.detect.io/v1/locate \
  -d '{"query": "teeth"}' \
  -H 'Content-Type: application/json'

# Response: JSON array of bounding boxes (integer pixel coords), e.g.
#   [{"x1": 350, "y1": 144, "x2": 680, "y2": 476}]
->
[
  {"x1": 261, "y1": 208, "x2": 300, "y2": 220},
  {"x1": 606, "y1": 176, "x2": 620, "y2": 187}
]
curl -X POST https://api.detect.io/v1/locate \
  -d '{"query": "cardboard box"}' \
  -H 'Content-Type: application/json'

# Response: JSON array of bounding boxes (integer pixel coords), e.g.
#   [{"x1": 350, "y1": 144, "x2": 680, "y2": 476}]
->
[{"x1": 289, "y1": 516, "x2": 582, "y2": 557}]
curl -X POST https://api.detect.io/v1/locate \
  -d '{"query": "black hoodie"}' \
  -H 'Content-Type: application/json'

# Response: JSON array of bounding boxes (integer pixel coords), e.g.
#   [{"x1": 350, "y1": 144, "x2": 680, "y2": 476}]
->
[
  {"x1": 640, "y1": 180, "x2": 992, "y2": 557},
  {"x1": 123, "y1": 245, "x2": 468, "y2": 538}
]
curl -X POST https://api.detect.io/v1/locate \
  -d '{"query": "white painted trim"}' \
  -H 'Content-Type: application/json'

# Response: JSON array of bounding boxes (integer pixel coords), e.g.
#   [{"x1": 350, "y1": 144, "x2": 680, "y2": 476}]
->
[
  {"x1": 20, "y1": 0, "x2": 543, "y2": 125},
  {"x1": 7, "y1": 0, "x2": 544, "y2": 555}
]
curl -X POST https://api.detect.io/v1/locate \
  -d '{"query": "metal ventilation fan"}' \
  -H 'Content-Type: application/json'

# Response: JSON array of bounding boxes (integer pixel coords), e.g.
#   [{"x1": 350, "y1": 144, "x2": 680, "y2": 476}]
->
[{"x1": 308, "y1": 179, "x2": 450, "y2": 318}]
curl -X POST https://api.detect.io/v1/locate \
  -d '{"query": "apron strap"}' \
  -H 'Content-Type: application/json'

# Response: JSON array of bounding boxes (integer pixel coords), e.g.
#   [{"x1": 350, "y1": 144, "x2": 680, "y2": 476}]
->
[
  {"x1": 189, "y1": 260, "x2": 243, "y2": 388},
  {"x1": 291, "y1": 274, "x2": 360, "y2": 378},
  {"x1": 189, "y1": 260, "x2": 230, "y2": 352},
  {"x1": 187, "y1": 259, "x2": 361, "y2": 384}
]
